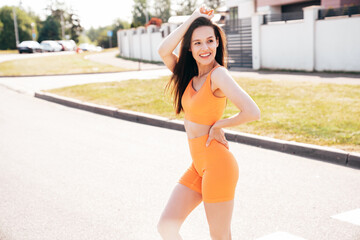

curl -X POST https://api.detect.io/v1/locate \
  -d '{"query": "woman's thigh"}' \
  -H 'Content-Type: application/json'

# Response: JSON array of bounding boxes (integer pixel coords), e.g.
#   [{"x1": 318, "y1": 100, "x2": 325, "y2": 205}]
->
[
  {"x1": 204, "y1": 200, "x2": 234, "y2": 238},
  {"x1": 201, "y1": 147, "x2": 239, "y2": 203},
  {"x1": 158, "y1": 183, "x2": 202, "y2": 225}
]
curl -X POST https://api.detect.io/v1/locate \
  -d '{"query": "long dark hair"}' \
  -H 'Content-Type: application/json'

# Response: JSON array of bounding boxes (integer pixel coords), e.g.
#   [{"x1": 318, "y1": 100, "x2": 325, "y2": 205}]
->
[{"x1": 166, "y1": 17, "x2": 228, "y2": 114}]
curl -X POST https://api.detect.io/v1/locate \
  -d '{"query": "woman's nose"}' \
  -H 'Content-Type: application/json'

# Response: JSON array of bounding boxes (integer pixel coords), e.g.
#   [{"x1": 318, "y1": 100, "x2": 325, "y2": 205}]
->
[{"x1": 200, "y1": 43, "x2": 209, "y2": 50}]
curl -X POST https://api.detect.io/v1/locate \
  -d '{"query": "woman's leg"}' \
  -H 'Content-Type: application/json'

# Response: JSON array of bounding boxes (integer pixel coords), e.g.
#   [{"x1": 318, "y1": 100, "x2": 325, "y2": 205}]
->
[
  {"x1": 200, "y1": 142, "x2": 238, "y2": 240},
  {"x1": 157, "y1": 183, "x2": 202, "y2": 240},
  {"x1": 204, "y1": 200, "x2": 234, "y2": 240}
]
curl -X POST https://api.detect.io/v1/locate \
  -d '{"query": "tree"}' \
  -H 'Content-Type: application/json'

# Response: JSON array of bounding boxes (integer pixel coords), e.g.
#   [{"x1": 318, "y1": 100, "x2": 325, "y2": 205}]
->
[
  {"x1": 153, "y1": 0, "x2": 171, "y2": 23},
  {"x1": 95, "y1": 28, "x2": 110, "y2": 48},
  {"x1": 28, "y1": 10, "x2": 42, "y2": 41},
  {"x1": 0, "y1": 6, "x2": 34, "y2": 50},
  {"x1": 68, "y1": 13, "x2": 83, "y2": 43},
  {"x1": 44, "y1": 0, "x2": 83, "y2": 42},
  {"x1": 203, "y1": 0, "x2": 224, "y2": 11},
  {"x1": 132, "y1": 0, "x2": 149, "y2": 28},
  {"x1": 86, "y1": 27, "x2": 98, "y2": 43},
  {"x1": 90, "y1": 19, "x2": 130, "y2": 48},
  {"x1": 175, "y1": 0, "x2": 198, "y2": 15},
  {"x1": 38, "y1": 15, "x2": 61, "y2": 42}
]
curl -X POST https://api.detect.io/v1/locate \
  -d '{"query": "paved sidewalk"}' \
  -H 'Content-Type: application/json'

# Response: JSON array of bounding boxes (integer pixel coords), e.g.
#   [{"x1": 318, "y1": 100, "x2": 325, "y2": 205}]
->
[
  {"x1": 85, "y1": 51, "x2": 166, "y2": 70},
  {"x1": 229, "y1": 68, "x2": 360, "y2": 85}
]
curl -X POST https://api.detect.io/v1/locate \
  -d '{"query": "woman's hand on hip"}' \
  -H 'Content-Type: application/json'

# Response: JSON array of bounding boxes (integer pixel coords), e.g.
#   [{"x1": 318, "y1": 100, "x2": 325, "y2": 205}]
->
[{"x1": 206, "y1": 126, "x2": 229, "y2": 149}]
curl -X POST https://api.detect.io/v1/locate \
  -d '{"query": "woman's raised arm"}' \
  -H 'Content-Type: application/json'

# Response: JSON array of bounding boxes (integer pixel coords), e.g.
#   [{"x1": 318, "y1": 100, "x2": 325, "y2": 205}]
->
[{"x1": 157, "y1": 7, "x2": 214, "y2": 72}]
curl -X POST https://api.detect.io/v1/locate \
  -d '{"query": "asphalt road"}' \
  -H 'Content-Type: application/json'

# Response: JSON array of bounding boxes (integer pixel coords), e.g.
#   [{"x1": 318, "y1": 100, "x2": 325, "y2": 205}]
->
[{"x1": 1, "y1": 84, "x2": 360, "y2": 240}]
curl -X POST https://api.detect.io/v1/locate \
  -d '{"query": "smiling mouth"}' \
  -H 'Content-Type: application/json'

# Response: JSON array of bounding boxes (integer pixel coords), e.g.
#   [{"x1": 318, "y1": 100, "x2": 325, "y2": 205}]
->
[{"x1": 200, "y1": 53, "x2": 211, "y2": 58}]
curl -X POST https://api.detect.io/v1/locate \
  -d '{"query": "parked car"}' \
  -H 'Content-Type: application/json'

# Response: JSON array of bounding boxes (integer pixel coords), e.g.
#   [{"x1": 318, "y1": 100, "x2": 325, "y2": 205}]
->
[
  {"x1": 57, "y1": 40, "x2": 77, "y2": 51},
  {"x1": 78, "y1": 43, "x2": 103, "y2": 52},
  {"x1": 40, "y1": 40, "x2": 62, "y2": 52},
  {"x1": 17, "y1": 41, "x2": 43, "y2": 53}
]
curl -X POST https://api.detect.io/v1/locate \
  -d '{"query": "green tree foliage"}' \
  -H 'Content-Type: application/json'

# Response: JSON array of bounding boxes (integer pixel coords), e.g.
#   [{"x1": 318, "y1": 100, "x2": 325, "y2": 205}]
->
[
  {"x1": 153, "y1": 0, "x2": 171, "y2": 23},
  {"x1": 86, "y1": 19, "x2": 130, "y2": 48},
  {"x1": 175, "y1": 0, "x2": 198, "y2": 15},
  {"x1": 0, "y1": 6, "x2": 34, "y2": 50},
  {"x1": 68, "y1": 13, "x2": 83, "y2": 43},
  {"x1": 95, "y1": 28, "x2": 110, "y2": 48},
  {"x1": 38, "y1": 15, "x2": 61, "y2": 42},
  {"x1": 44, "y1": 0, "x2": 83, "y2": 42},
  {"x1": 28, "y1": 10, "x2": 42, "y2": 41},
  {"x1": 132, "y1": 0, "x2": 150, "y2": 27},
  {"x1": 203, "y1": 0, "x2": 224, "y2": 11},
  {"x1": 78, "y1": 33, "x2": 93, "y2": 44},
  {"x1": 86, "y1": 27, "x2": 98, "y2": 43}
]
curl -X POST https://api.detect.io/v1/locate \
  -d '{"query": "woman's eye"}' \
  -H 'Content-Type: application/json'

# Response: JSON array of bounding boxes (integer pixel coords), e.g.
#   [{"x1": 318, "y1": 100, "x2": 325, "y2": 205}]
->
[{"x1": 208, "y1": 40, "x2": 214, "y2": 43}]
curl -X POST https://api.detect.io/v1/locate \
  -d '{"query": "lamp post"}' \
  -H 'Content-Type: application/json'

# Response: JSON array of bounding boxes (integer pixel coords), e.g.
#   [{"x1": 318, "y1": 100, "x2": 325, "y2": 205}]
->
[
  {"x1": 12, "y1": 7, "x2": 19, "y2": 47},
  {"x1": 61, "y1": 14, "x2": 65, "y2": 40}
]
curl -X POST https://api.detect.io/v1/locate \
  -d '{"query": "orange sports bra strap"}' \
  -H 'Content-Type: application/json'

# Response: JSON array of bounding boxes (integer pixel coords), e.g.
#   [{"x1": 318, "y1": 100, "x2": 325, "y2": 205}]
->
[
  {"x1": 206, "y1": 65, "x2": 223, "y2": 87},
  {"x1": 207, "y1": 65, "x2": 223, "y2": 79}
]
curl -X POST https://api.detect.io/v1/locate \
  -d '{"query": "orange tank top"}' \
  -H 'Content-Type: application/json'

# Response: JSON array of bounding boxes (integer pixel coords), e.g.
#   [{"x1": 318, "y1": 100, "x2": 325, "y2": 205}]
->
[{"x1": 181, "y1": 65, "x2": 226, "y2": 126}]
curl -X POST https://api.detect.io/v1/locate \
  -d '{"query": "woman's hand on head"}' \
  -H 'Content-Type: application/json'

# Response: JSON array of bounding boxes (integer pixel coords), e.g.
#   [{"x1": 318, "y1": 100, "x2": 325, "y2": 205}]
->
[
  {"x1": 192, "y1": 5, "x2": 215, "y2": 20},
  {"x1": 206, "y1": 125, "x2": 229, "y2": 149}
]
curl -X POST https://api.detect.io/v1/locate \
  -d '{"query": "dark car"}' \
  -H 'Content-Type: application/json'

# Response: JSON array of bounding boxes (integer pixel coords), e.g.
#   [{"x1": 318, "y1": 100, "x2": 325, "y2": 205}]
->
[{"x1": 18, "y1": 41, "x2": 43, "y2": 53}]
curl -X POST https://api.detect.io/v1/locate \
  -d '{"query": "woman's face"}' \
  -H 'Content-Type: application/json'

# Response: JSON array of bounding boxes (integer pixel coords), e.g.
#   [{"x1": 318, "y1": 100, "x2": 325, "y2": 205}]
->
[{"x1": 190, "y1": 26, "x2": 219, "y2": 66}]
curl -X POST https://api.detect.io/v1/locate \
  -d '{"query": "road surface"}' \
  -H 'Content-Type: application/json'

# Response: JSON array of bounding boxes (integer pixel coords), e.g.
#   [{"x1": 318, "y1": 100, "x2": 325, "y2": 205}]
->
[{"x1": 0, "y1": 85, "x2": 359, "y2": 240}]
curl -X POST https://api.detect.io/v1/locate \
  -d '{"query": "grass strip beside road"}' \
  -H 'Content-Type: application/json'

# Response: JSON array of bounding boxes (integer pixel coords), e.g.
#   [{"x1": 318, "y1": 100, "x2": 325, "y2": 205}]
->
[
  {"x1": 47, "y1": 76, "x2": 360, "y2": 152},
  {"x1": 0, "y1": 52, "x2": 130, "y2": 76},
  {"x1": 0, "y1": 50, "x2": 18, "y2": 54}
]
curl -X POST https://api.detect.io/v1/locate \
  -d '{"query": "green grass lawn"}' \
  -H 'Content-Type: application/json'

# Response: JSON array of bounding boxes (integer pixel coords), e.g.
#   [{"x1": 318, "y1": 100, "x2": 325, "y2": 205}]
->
[
  {"x1": 0, "y1": 50, "x2": 18, "y2": 54},
  {"x1": 0, "y1": 51, "x2": 130, "y2": 76},
  {"x1": 47, "y1": 76, "x2": 360, "y2": 152}
]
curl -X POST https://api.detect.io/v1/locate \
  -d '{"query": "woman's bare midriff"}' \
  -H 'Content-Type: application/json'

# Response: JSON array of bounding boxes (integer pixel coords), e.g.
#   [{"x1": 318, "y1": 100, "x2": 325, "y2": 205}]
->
[{"x1": 184, "y1": 119, "x2": 212, "y2": 139}]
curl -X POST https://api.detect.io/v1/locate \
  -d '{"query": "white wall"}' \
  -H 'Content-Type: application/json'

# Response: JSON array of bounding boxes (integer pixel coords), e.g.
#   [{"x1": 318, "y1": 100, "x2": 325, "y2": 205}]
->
[
  {"x1": 315, "y1": 17, "x2": 360, "y2": 72},
  {"x1": 261, "y1": 21, "x2": 309, "y2": 71},
  {"x1": 119, "y1": 7, "x2": 360, "y2": 72},
  {"x1": 254, "y1": 6, "x2": 360, "y2": 72},
  {"x1": 151, "y1": 32, "x2": 163, "y2": 62},
  {"x1": 128, "y1": 30, "x2": 136, "y2": 59},
  {"x1": 132, "y1": 30, "x2": 141, "y2": 59},
  {"x1": 227, "y1": 0, "x2": 255, "y2": 19},
  {"x1": 118, "y1": 23, "x2": 179, "y2": 62},
  {"x1": 257, "y1": 5, "x2": 281, "y2": 14}
]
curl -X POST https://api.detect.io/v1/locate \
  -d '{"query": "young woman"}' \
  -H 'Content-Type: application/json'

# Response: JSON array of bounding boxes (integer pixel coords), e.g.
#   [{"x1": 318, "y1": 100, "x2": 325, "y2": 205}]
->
[{"x1": 157, "y1": 6, "x2": 260, "y2": 240}]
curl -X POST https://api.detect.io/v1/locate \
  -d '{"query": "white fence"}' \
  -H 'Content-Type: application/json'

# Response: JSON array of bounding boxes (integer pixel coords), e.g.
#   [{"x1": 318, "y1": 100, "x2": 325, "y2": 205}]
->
[
  {"x1": 315, "y1": 16, "x2": 360, "y2": 72},
  {"x1": 118, "y1": 7, "x2": 360, "y2": 72},
  {"x1": 252, "y1": 6, "x2": 360, "y2": 72},
  {"x1": 117, "y1": 23, "x2": 179, "y2": 62}
]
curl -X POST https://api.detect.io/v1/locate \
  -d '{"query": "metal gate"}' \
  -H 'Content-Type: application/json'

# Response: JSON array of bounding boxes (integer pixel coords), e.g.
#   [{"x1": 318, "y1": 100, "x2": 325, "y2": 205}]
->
[{"x1": 224, "y1": 18, "x2": 252, "y2": 68}]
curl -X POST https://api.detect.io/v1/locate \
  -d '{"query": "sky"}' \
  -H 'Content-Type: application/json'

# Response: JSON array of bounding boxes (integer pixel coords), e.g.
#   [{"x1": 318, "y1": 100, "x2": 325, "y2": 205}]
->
[{"x1": 0, "y1": 0, "x2": 134, "y2": 29}]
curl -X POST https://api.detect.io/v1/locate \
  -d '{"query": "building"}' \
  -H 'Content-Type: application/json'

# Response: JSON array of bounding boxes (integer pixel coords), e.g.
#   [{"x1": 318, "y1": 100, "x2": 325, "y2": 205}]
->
[{"x1": 226, "y1": 0, "x2": 360, "y2": 18}]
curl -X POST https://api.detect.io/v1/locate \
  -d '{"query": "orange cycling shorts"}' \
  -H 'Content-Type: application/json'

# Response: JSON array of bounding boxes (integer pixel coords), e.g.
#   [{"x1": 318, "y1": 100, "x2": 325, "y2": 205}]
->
[{"x1": 178, "y1": 134, "x2": 239, "y2": 203}]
